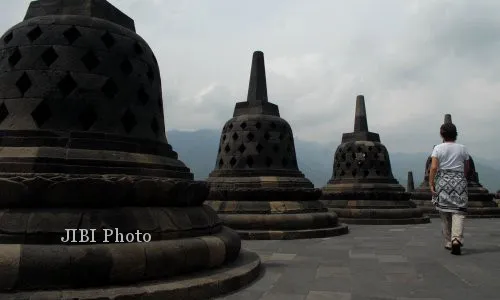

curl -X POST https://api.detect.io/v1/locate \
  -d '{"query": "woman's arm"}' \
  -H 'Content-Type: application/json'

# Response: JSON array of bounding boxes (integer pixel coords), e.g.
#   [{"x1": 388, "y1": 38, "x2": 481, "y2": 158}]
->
[
  {"x1": 464, "y1": 158, "x2": 470, "y2": 178},
  {"x1": 429, "y1": 157, "x2": 439, "y2": 194},
  {"x1": 463, "y1": 147, "x2": 470, "y2": 177}
]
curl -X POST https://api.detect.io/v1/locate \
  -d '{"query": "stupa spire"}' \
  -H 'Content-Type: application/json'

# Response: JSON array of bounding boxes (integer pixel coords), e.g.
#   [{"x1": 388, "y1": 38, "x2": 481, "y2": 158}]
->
[
  {"x1": 354, "y1": 95, "x2": 368, "y2": 132},
  {"x1": 407, "y1": 171, "x2": 415, "y2": 192},
  {"x1": 233, "y1": 50, "x2": 279, "y2": 117},
  {"x1": 341, "y1": 95, "x2": 379, "y2": 143},
  {"x1": 444, "y1": 114, "x2": 452, "y2": 124},
  {"x1": 246, "y1": 51, "x2": 268, "y2": 103}
]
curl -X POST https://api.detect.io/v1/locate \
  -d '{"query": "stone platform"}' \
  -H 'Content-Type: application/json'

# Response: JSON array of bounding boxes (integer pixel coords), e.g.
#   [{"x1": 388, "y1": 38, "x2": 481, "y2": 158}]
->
[
  {"x1": 208, "y1": 199, "x2": 349, "y2": 240},
  {"x1": 218, "y1": 219, "x2": 500, "y2": 300},
  {"x1": 0, "y1": 249, "x2": 260, "y2": 300}
]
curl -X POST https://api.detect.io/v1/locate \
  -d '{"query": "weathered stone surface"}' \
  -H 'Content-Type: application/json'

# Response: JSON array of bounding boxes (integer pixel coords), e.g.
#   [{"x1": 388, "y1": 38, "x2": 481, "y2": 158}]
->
[
  {"x1": 0, "y1": 0, "x2": 259, "y2": 297},
  {"x1": 0, "y1": 244, "x2": 21, "y2": 290},
  {"x1": 207, "y1": 51, "x2": 348, "y2": 239},
  {"x1": 0, "y1": 250, "x2": 261, "y2": 300},
  {"x1": 411, "y1": 114, "x2": 500, "y2": 218},
  {"x1": 320, "y1": 95, "x2": 429, "y2": 225}
]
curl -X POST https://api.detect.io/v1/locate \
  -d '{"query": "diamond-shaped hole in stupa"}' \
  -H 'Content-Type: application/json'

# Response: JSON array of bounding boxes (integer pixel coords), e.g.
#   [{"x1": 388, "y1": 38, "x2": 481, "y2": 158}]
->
[
  {"x1": 205, "y1": 51, "x2": 349, "y2": 240},
  {"x1": 319, "y1": 95, "x2": 430, "y2": 225},
  {"x1": 410, "y1": 114, "x2": 500, "y2": 218},
  {"x1": 0, "y1": 1, "x2": 260, "y2": 298}
]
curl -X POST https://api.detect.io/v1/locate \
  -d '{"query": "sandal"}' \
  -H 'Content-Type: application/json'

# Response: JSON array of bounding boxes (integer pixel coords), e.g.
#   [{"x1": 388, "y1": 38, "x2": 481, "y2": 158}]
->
[
  {"x1": 451, "y1": 239, "x2": 462, "y2": 255},
  {"x1": 445, "y1": 242, "x2": 452, "y2": 250}
]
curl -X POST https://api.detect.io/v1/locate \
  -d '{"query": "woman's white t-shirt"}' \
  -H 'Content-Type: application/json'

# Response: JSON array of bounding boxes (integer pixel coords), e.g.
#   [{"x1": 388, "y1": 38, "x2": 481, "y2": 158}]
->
[{"x1": 431, "y1": 142, "x2": 470, "y2": 171}]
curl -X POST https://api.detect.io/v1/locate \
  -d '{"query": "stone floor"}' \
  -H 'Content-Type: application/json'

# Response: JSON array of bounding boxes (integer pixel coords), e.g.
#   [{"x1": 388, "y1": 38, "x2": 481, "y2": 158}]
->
[{"x1": 217, "y1": 219, "x2": 500, "y2": 300}]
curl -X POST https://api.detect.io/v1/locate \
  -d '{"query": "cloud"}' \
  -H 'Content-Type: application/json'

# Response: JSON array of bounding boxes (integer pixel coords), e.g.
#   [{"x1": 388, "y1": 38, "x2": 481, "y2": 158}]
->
[
  {"x1": 165, "y1": 83, "x2": 235, "y2": 131},
  {"x1": 0, "y1": 0, "x2": 499, "y2": 160}
]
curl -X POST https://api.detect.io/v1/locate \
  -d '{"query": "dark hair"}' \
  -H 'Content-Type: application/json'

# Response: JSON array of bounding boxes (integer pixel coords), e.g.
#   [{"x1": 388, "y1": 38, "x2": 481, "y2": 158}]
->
[{"x1": 440, "y1": 123, "x2": 458, "y2": 141}]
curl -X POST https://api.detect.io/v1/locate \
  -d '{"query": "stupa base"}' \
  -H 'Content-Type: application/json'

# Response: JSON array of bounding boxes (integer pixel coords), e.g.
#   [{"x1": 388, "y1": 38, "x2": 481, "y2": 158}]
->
[
  {"x1": 225, "y1": 221, "x2": 349, "y2": 240},
  {"x1": 413, "y1": 199, "x2": 500, "y2": 218},
  {"x1": 0, "y1": 250, "x2": 261, "y2": 300},
  {"x1": 413, "y1": 185, "x2": 500, "y2": 218},
  {"x1": 334, "y1": 214, "x2": 430, "y2": 225},
  {"x1": 207, "y1": 200, "x2": 349, "y2": 240},
  {"x1": 459, "y1": 207, "x2": 500, "y2": 218},
  {"x1": 0, "y1": 204, "x2": 260, "y2": 298},
  {"x1": 320, "y1": 188, "x2": 430, "y2": 225},
  {"x1": 411, "y1": 200, "x2": 440, "y2": 218},
  {"x1": 321, "y1": 205, "x2": 430, "y2": 225}
]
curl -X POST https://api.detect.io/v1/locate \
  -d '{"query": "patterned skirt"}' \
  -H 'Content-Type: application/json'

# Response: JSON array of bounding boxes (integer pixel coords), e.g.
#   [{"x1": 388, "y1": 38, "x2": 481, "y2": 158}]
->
[{"x1": 432, "y1": 169, "x2": 468, "y2": 214}]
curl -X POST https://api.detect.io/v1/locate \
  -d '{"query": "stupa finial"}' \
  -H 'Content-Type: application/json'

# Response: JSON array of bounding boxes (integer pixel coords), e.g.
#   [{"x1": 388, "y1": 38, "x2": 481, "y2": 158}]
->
[{"x1": 354, "y1": 95, "x2": 368, "y2": 132}]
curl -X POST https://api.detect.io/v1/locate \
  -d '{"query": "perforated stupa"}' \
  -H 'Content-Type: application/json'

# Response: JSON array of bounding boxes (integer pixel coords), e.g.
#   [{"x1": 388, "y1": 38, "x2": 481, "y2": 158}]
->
[
  {"x1": 320, "y1": 95, "x2": 429, "y2": 224},
  {"x1": 206, "y1": 51, "x2": 349, "y2": 239},
  {"x1": 0, "y1": 1, "x2": 260, "y2": 298}
]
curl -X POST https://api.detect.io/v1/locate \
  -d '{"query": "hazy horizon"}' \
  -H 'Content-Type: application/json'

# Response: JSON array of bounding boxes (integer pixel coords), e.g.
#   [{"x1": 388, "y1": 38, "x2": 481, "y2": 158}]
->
[{"x1": 166, "y1": 129, "x2": 500, "y2": 192}]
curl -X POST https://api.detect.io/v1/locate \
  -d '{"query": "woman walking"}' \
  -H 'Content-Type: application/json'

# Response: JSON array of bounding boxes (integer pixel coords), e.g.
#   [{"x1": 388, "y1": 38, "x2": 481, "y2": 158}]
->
[{"x1": 429, "y1": 122, "x2": 470, "y2": 255}]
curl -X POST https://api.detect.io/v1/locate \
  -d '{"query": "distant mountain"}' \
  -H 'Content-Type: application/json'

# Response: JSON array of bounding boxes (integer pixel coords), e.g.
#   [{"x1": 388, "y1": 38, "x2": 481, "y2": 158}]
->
[
  {"x1": 167, "y1": 129, "x2": 500, "y2": 192},
  {"x1": 167, "y1": 129, "x2": 220, "y2": 179}
]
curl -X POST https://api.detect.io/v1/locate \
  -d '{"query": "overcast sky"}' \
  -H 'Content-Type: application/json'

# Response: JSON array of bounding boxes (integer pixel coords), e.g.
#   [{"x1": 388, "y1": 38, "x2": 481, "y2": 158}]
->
[{"x1": 1, "y1": 0, "x2": 499, "y2": 160}]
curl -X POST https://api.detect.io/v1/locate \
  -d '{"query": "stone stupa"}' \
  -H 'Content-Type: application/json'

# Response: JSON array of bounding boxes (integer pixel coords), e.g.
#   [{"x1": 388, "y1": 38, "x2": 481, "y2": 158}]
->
[
  {"x1": 0, "y1": 0, "x2": 260, "y2": 298},
  {"x1": 320, "y1": 95, "x2": 429, "y2": 225},
  {"x1": 411, "y1": 114, "x2": 500, "y2": 218},
  {"x1": 206, "y1": 51, "x2": 348, "y2": 240}
]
